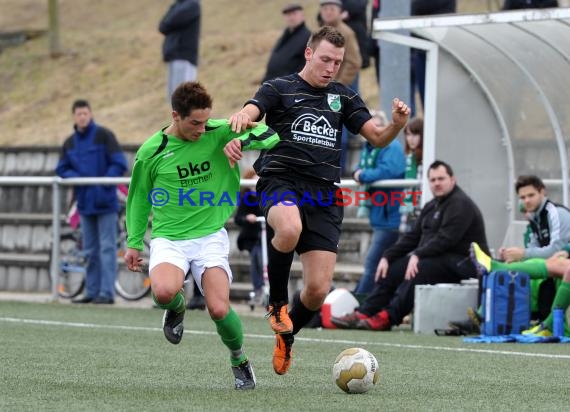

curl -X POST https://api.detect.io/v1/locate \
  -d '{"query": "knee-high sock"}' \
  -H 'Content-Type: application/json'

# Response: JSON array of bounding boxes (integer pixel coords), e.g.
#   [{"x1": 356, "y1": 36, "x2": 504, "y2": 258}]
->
[
  {"x1": 214, "y1": 307, "x2": 247, "y2": 366},
  {"x1": 490, "y1": 258, "x2": 549, "y2": 279},
  {"x1": 542, "y1": 281, "x2": 570, "y2": 330},
  {"x1": 289, "y1": 291, "x2": 319, "y2": 335},
  {"x1": 152, "y1": 290, "x2": 185, "y2": 313},
  {"x1": 267, "y1": 226, "x2": 294, "y2": 303}
]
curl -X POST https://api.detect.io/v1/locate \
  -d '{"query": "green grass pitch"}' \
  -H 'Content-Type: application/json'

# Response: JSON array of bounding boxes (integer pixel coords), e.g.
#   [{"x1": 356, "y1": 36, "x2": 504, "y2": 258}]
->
[{"x1": 1, "y1": 301, "x2": 568, "y2": 411}]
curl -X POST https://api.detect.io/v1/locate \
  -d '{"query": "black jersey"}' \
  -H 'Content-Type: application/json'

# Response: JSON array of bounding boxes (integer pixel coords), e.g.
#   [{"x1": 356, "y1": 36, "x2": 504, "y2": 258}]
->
[{"x1": 248, "y1": 73, "x2": 371, "y2": 183}]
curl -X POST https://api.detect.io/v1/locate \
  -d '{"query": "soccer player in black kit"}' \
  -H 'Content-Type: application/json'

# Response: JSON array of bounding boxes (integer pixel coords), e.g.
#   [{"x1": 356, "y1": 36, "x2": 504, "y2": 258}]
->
[{"x1": 225, "y1": 26, "x2": 410, "y2": 375}]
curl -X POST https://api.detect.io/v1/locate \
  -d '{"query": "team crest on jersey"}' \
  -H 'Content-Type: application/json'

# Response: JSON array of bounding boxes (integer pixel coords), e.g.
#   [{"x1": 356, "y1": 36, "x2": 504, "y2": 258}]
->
[{"x1": 327, "y1": 94, "x2": 341, "y2": 112}]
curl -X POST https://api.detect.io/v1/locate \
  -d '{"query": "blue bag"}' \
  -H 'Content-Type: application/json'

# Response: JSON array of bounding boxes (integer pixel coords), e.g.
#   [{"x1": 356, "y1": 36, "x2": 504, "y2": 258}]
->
[{"x1": 482, "y1": 271, "x2": 531, "y2": 336}]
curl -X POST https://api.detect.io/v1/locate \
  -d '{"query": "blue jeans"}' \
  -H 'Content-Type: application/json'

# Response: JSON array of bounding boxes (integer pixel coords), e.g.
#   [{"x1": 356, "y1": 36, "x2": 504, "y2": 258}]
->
[
  {"x1": 249, "y1": 243, "x2": 264, "y2": 291},
  {"x1": 80, "y1": 212, "x2": 118, "y2": 299},
  {"x1": 354, "y1": 228, "x2": 400, "y2": 295}
]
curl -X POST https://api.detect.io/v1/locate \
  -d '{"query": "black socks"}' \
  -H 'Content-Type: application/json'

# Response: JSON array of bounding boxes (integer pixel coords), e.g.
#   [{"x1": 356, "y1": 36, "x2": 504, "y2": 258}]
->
[
  {"x1": 289, "y1": 290, "x2": 319, "y2": 335},
  {"x1": 267, "y1": 227, "x2": 295, "y2": 303}
]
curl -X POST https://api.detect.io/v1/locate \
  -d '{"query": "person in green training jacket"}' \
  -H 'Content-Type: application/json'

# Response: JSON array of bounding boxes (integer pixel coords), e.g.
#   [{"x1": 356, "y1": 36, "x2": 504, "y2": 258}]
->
[
  {"x1": 471, "y1": 242, "x2": 570, "y2": 337},
  {"x1": 124, "y1": 81, "x2": 279, "y2": 390}
]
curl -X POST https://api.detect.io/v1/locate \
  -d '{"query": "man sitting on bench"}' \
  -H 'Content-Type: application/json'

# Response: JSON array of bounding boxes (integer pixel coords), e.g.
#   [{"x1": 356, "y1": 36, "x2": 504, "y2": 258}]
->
[{"x1": 331, "y1": 160, "x2": 489, "y2": 331}]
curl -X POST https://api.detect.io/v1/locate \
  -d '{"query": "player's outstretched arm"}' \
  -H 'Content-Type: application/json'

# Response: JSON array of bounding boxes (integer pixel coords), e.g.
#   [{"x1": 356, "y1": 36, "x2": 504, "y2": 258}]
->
[{"x1": 360, "y1": 98, "x2": 410, "y2": 148}]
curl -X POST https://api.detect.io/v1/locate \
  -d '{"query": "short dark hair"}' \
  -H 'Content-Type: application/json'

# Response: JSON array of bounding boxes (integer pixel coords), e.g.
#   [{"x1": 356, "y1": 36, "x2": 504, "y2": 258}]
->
[
  {"x1": 171, "y1": 81, "x2": 213, "y2": 118},
  {"x1": 71, "y1": 99, "x2": 90, "y2": 113},
  {"x1": 428, "y1": 160, "x2": 454, "y2": 177},
  {"x1": 515, "y1": 175, "x2": 545, "y2": 193},
  {"x1": 307, "y1": 26, "x2": 345, "y2": 50}
]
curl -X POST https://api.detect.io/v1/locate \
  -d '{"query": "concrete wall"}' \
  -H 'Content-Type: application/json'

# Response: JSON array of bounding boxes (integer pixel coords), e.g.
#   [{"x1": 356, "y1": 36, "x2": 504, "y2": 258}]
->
[{"x1": 0, "y1": 146, "x2": 370, "y2": 293}]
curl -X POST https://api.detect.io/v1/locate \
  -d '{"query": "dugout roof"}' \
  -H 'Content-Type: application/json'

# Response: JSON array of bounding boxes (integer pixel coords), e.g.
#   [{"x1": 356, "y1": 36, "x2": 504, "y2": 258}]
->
[{"x1": 373, "y1": 8, "x2": 570, "y2": 249}]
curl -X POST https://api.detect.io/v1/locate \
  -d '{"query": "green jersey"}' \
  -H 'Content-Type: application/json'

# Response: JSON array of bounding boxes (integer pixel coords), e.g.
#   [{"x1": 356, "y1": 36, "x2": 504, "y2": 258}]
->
[{"x1": 126, "y1": 119, "x2": 279, "y2": 250}]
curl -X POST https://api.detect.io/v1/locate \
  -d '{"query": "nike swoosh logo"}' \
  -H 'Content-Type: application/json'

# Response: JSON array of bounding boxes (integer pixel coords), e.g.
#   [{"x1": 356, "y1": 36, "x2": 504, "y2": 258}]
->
[{"x1": 294, "y1": 98, "x2": 305, "y2": 103}]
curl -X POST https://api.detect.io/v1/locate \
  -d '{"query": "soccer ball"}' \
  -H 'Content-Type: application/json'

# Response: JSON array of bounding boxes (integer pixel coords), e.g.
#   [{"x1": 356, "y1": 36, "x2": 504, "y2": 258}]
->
[{"x1": 333, "y1": 347, "x2": 380, "y2": 394}]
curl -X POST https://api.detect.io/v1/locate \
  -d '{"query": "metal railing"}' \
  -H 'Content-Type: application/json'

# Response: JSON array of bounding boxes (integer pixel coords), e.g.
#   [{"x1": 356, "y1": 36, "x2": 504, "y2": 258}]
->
[{"x1": 0, "y1": 176, "x2": 421, "y2": 300}]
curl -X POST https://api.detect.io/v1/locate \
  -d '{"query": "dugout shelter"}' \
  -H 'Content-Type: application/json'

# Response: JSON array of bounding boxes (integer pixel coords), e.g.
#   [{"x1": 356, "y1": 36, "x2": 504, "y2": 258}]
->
[{"x1": 373, "y1": 8, "x2": 570, "y2": 249}]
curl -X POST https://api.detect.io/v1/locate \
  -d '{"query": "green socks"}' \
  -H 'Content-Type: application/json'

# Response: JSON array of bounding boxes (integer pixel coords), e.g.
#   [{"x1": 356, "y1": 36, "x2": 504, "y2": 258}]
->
[
  {"x1": 543, "y1": 281, "x2": 570, "y2": 330},
  {"x1": 152, "y1": 290, "x2": 186, "y2": 313},
  {"x1": 490, "y1": 258, "x2": 549, "y2": 280},
  {"x1": 153, "y1": 295, "x2": 248, "y2": 366},
  {"x1": 214, "y1": 307, "x2": 247, "y2": 366}
]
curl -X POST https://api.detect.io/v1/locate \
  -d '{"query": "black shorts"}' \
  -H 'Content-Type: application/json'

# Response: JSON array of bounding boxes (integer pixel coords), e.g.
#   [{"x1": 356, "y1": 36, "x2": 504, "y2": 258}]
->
[{"x1": 256, "y1": 174, "x2": 343, "y2": 254}]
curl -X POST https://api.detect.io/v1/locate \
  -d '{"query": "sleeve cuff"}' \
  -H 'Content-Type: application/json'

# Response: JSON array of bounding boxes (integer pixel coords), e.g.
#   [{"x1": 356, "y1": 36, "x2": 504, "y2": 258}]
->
[{"x1": 244, "y1": 99, "x2": 265, "y2": 121}]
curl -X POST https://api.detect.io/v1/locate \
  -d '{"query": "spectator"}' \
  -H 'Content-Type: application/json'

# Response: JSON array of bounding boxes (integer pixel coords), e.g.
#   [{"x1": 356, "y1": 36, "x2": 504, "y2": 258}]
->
[
  {"x1": 317, "y1": 1, "x2": 368, "y2": 70},
  {"x1": 399, "y1": 117, "x2": 423, "y2": 233},
  {"x1": 56, "y1": 99, "x2": 128, "y2": 305},
  {"x1": 341, "y1": 0, "x2": 370, "y2": 69},
  {"x1": 369, "y1": 0, "x2": 381, "y2": 83},
  {"x1": 124, "y1": 81, "x2": 279, "y2": 390},
  {"x1": 262, "y1": 3, "x2": 311, "y2": 83},
  {"x1": 502, "y1": 0, "x2": 558, "y2": 9},
  {"x1": 159, "y1": 0, "x2": 201, "y2": 99},
  {"x1": 458, "y1": 175, "x2": 570, "y2": 332},
  {"x1": 234, "y1": 168, "x2": 265, "y2": 307},
  {"x1": 412, "y1": 0, "x2": 457, "y2": 15},
  {"x1": 331, "y1": 160, "x2": 489, "y2": 331},
  {"x1": 353, "y1": 110, "x2": 405, "y2": 297},
  {"x1": 319, "y1": 0, "x2": 362, "y2": 89},
  {"x1": 370, "y1": 1, "x2": 457, "y2": 92},
  {"x1": 410, "y1": 0, "x2": 457, "y2": 116},
  {"x1": 319, "y1": 0, "x2": 363, "y2": 175}
]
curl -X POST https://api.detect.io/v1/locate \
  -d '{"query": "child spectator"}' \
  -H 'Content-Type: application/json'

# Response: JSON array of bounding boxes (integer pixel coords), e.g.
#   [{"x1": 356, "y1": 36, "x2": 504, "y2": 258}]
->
[{"x1": 400, "y1": 117, "x2": 423, "y2": 233}]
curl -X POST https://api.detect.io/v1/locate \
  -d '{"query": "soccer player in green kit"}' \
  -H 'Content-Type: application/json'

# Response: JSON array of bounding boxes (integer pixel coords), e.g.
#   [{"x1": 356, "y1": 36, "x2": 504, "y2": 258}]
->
[{"x1": 124, "y1": 81, "x2": 279, "y2": 390}]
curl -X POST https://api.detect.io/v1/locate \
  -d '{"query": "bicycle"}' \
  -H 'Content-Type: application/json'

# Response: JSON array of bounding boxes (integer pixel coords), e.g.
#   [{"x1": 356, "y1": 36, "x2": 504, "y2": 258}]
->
[
  {"x1": 55, "y1": 216, "x2": 152, "y2": 301},
  {"x1": 114, "y1": 204, "x2": 152, "y2": 301},
  {"x1": 54, "y1": 187, "x2": 152, "y2": 301}
]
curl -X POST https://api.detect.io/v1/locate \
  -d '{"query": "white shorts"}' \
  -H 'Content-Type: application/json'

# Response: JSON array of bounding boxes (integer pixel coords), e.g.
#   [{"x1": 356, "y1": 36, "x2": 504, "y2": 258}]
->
[{"x1": 149, "y1": 228, "x2": 232, "y2": 294}]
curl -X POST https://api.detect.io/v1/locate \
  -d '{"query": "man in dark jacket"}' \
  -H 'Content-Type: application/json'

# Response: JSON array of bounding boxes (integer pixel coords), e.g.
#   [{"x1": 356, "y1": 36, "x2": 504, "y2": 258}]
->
[
  {"x1": 332, "y1": 160, "x2": 489, "y2": 331},
  {"x1": 341, "y1": 0, "x2": 369, "y2": 69},
  {"x1": 56, "y1": 99, "x2": 128, "y2": 304},
  {"x1": 411, "y1": 0, "x2": 456, "y2": 15},
  {"x1": 262, "y1": 3, "x2": 311, "y2": 83},
  {"x1": 502, "y1": 0, "x2": 558, "y2": 9},
  {"x1": 159, "y1": 0, "x2": 201, "y2": 99},
  {"x1": 410, "y1": 0, "x2": 456, "y2": 116},
  {"x1": 316, "y1": 0, "x2": 368, "y2": 69}
]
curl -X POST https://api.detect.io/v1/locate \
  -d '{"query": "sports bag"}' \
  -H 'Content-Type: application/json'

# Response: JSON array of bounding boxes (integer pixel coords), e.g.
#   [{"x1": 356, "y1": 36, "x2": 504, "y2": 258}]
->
[{"x1": 482, "y1": 271, "x2": 530, "y2": 335}]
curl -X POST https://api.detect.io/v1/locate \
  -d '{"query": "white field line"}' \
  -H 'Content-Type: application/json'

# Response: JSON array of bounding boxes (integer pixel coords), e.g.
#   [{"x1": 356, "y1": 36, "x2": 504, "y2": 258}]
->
[{"x1": 1, "y1": 316, "x2": 569, "y2": 360}]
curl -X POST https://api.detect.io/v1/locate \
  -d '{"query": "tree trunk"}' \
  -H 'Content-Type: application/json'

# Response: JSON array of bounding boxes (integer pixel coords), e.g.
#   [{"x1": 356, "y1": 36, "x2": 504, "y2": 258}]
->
[{"x1": 48, "y1": 0, "x2": 62, "y2": 58}]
